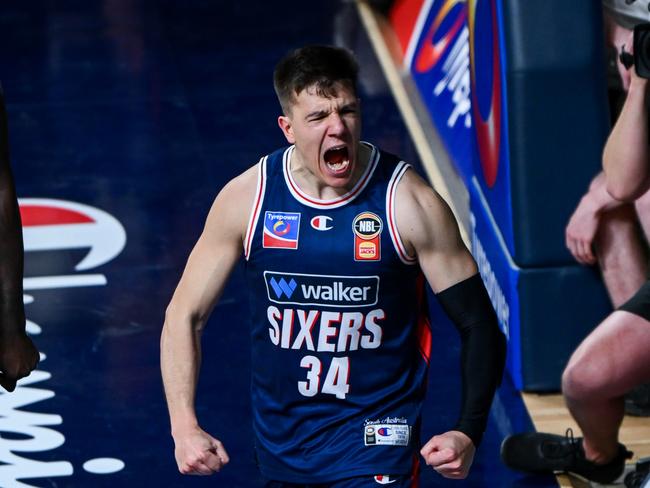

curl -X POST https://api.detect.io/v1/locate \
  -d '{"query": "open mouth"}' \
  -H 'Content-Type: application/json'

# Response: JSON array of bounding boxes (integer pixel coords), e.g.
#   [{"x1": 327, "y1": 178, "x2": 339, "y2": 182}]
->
[{"x1": 323, "y1": 146, "x2": 350, "y2": 174}]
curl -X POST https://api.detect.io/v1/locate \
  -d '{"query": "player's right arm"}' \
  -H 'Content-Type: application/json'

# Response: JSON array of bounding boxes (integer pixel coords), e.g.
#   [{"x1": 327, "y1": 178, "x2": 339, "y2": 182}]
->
[{"x1": 160, "y1": 164, "x2": 258, "y2": 475}]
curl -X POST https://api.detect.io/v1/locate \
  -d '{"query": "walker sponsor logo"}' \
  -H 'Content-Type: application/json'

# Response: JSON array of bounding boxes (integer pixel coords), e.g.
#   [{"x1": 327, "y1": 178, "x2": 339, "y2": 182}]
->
[
  {"x1": 264, "y1": 271, "x2": 379, "y2": 308},
  {"x1": 0, "y1": 198, "x2": 127, "y2": 487},
  {"x1": 263, "y1": 211, "x2": 300, "y2": 249},
  {"x1": 268, "y1": 277, "x2": 297, "y2": 299}
]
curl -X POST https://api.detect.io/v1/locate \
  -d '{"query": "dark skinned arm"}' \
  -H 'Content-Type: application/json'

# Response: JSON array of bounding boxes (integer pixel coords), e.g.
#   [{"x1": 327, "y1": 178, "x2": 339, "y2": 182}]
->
[{"x1": 0, "y1": 84, "x2": 39, "y2": 392}]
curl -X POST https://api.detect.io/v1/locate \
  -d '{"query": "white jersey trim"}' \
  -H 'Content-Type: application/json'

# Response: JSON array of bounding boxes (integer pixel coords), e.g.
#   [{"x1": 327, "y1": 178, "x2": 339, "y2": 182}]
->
[
  {"x1": 282, "y1": 142, "x2": 379, "y2": 209},
  {"x1": 244, "y1": 157, "x2": 267, "y2": 260},
  {"x1": 387, "y1": 162, "x2": 417, "y2": 265}
]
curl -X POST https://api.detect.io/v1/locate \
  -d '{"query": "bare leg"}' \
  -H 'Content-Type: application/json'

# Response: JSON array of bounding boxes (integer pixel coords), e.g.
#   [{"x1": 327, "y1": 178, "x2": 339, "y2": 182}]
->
[
  {"x1": 596, "y1": 204, "x2": 647, "y2": 307},
  {"x1": 562, "y1": 311, "x2": 650, "y2": 463}
]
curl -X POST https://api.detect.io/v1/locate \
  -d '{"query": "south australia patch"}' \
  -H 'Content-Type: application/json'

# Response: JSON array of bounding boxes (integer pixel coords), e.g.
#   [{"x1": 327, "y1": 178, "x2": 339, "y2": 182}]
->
[{"x1": 364, "y1": 423, "x2": 410, "y2": 446}]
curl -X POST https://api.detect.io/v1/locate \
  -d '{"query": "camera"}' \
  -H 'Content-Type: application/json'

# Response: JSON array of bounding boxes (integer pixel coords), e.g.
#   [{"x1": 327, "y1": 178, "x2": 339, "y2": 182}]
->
[{"x1": 619, "y1": 23, "x2": 650, "y2": 78}]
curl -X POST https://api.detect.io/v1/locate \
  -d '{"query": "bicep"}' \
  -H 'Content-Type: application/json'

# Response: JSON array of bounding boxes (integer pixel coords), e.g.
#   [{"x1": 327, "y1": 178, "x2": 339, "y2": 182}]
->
[
  {"x1": 170, "y1": 229, "x2": 241, "y2": 325},
  {"x1": 396, "y1": 171, "x2": 477, "y2": 293},
  {"x1": 419, "y1": 241, "x2": 477, "y2": 293},
  {"x1": 166, "y1": 184, "x2": 248, "y2": 327}
]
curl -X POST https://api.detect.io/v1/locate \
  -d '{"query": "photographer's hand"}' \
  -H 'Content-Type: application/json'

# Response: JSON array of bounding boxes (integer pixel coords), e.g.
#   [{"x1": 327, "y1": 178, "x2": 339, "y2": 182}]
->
[
  {"x1": 604, "y1": 10, "x2": 633, "y2": 90},
  {"x1": 618, "y1": 30, "x2": 634, "y2": 91},
  {"x1": 565, "y1": 173, "x2": 628, "y2": 265}
]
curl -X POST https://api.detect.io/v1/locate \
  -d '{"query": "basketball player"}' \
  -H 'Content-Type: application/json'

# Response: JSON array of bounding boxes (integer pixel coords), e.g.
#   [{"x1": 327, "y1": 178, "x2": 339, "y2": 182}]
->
[
  {"x1": 0, "y1": 84, "x2": 39, "y2": 392},
  {"x1": 161, "y1": 45, "x2": 505, "y2": 486}
]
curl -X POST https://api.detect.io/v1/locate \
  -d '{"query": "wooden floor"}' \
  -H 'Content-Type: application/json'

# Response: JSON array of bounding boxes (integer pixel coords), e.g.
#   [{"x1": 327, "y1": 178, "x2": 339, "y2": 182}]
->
[{"x1": 523, "y1": 393, "x2": 650, "y2": 487}]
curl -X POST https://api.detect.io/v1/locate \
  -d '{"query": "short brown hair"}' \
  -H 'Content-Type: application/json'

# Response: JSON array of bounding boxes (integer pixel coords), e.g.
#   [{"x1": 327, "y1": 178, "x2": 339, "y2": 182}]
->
[{"x1": 273, "y1": 45, "x2": 359, "y2": 115}]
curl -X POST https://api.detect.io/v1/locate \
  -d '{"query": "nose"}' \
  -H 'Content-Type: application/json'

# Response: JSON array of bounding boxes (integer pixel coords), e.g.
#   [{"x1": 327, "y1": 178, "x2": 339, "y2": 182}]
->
[{"x1": 327, "y1": 113, "x2": 346, "y2": 136}]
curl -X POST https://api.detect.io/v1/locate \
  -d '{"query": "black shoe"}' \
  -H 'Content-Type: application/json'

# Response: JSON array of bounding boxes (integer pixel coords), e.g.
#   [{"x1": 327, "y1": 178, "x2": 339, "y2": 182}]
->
[
  {"x1": 625, "y1": 472, "x2": 650, "y2": 488},
  {"x1": 625, "y1": 456, "x2": 650, "y2": 488},
  {"x1": 500, "y1": 428, "x2": 633, "y2": 483}
]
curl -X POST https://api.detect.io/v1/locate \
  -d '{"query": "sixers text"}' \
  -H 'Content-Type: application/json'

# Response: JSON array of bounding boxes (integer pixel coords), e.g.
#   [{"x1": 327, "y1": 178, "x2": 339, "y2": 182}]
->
[{"x1": 263, "y1": 272, "x2": 385, "y2": 400}]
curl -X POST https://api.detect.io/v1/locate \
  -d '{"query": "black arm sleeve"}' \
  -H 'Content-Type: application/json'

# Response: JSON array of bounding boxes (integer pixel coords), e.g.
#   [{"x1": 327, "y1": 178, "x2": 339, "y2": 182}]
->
[{"x1": 435, "y1": 273, "x2": 506, "y2": 447}]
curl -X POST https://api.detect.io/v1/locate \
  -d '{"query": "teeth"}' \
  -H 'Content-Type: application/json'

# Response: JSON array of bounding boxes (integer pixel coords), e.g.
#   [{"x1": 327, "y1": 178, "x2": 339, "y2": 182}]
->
[{"x1": 327, "y1": 159, "x2": 350, "y2": 171}]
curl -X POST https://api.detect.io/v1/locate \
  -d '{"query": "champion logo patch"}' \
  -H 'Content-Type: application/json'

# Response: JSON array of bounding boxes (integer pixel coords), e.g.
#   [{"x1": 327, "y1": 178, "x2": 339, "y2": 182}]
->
[
  {"x1": 263, "y1": 211, "x2": 300, "y2": 249},
  {"x1": 374, "y1": 475, "x2": 397, "y2": 485},
  {"x1": 310, "y1": 215, "x2": 333, "y2": 231},
  {"x1": 353, "y1": 212, "x2": 382, "y2": 261}
]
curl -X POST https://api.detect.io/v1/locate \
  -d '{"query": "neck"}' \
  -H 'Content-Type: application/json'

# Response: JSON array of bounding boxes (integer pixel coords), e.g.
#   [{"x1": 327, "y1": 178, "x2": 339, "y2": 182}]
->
[{"x1": 290, "y1": 143, "x2": 371, "y2": 200}]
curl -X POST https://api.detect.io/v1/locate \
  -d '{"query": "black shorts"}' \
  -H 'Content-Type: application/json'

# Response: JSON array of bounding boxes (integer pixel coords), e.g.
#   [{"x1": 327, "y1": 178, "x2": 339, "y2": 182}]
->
[{"x1": 619, "y1": 280, "x2": 650, "y2": 322}]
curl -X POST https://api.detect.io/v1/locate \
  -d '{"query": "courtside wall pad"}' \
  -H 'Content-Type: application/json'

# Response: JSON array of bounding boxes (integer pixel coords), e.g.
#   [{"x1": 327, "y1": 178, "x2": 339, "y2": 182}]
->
[
  {"x1": 499, "y1": 0, "x2": 610, "y2": 266},
  {"x1": 471, "y1": 174, "x2": 612, "y2": 390},
  {"x1": 471, "y1": 176, "x2": 519, "y2": 272},
  {"x1": 470, "y1": 176, "x2": 522, "y2": 386}
]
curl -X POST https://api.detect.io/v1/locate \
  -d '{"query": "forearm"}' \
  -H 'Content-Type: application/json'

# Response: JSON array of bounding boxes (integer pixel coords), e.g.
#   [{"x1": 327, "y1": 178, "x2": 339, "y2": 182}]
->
[
  {"x1": 436, "y1": 273, "x2": 506, "y2": 446},
  {"x1": 0, "y1": 189, "x2": 25, "y2": 335},
  {"x1": 604, "y1": 78, "x2": 650, "y2": 201},
  {"x1": 580, "y1": 172, "x2": 626, "y2": 215},
  {"x1": 454, "y1": 317, "x2": 505, "y2": 446},
  {"x1": 160, "y1": 310, "x2": 203, "y2": 435},
  {"x1": 0, "y1": 86, "x2": 26, "y2": 332}
]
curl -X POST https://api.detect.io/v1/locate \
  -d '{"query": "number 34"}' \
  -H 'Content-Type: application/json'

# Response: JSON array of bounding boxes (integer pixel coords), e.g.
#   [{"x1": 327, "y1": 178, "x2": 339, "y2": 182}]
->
[{"x1": 298, "y1": 356, "x2": 350, "y2": 399}]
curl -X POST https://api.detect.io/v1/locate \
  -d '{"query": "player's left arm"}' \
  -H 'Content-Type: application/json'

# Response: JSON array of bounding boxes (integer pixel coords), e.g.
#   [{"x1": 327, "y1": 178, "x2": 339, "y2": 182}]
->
[{"x1": 395, "y1": 169, "x2": 506, "y2": 479}]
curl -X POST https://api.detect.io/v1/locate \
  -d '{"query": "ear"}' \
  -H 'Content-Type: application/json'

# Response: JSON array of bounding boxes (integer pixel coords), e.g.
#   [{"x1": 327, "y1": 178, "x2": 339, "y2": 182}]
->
[{"x1": 277, "y1": 115, "x2": 295, "y2": 144}]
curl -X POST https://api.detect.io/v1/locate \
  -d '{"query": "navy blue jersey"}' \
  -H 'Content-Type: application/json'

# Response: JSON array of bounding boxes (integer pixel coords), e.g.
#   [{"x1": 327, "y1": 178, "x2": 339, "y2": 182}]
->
[{"x1": 244, "y1": 142, "x2": 431, "y2": 483}]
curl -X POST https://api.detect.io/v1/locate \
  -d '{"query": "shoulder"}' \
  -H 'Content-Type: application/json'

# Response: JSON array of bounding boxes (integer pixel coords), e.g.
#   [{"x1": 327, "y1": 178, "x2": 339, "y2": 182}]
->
[
  {"x1": 396, "y1": 167, "x2": 452, "y2": 226},
  {"x1": 204, "y1": 161, "x2": 261, "y2": 240},
  {"x1": 220, "y1": 162, "x2": 260, "y2": 200},
  {"x1": 394, "y1": 166, "x2": 476, "y2": 291},
  {"x1": 394, "y1": 166, "x2": 463, "y2": 253}
]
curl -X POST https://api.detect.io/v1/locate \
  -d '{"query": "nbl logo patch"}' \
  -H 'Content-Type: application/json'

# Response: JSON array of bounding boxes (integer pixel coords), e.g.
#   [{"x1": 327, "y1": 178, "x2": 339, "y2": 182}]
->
[
  {"x1": 263, "y1": 211, "x2": 300, "y2": 249},
  {"x1": 353, "y1": 212, "x2": 382, "y2": 261}
]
